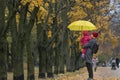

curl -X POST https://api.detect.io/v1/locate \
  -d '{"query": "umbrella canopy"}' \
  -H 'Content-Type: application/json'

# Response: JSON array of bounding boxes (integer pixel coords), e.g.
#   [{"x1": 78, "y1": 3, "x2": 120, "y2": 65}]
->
[{"x1": 68, "y1": 20, "x2": 97, "y2": 31}]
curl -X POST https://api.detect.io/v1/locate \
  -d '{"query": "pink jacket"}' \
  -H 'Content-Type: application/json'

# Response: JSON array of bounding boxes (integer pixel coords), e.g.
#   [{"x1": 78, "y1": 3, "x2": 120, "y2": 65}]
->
[{"x1": 80, "y1": 31, "x2": 91, "y2": 46}]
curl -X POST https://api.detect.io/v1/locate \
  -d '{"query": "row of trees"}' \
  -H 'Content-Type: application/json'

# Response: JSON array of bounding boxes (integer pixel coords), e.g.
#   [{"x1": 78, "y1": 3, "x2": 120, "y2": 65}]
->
[{"x1": 0, "y1": 0, "x2": 119, "y2": 80}]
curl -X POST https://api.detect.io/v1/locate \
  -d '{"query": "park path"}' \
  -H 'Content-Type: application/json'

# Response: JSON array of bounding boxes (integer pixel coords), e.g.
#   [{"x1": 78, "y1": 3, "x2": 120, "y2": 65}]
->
[
  {"x1": 8, "y1": 66, "x2": 120, "y2": 80},
  {"x1": 51, "y1": 67, "x2": 120, "y2": 80},
  {"x1": 44, "y1": 67, "x2": 120, "y2": 80}
]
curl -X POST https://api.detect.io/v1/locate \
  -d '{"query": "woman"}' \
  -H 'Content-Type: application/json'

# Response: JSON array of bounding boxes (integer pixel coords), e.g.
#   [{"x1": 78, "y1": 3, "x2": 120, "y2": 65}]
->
[{"x1": 82, "y1": 32, "x2": 99, "y2": 80}]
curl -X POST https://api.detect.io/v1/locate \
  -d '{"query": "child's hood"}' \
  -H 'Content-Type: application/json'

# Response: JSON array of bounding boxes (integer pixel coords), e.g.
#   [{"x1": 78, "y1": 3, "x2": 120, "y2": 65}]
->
[{"x1": 83, "y1": 31, "x2": 89, "y2": 36}]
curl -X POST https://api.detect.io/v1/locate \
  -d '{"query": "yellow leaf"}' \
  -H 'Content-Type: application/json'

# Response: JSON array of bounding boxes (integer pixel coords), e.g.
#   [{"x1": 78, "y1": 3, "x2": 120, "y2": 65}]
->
[
  {"x1": 29, "y1": 3, "x2": 35, "y2": 11},
  {"x1": 48, "y1": 30, "x2": 52, "y2": 38},
  {"x1": 21, "y1": 0, "x2": 28, "y2": 5},
  {"x1": 16, "y1": 13, "x2": 20, "y2": 23},
  {"x1": 45, "y1": 2, "x2": 49, "y2": 7},
  {"x1": 52, "y1": 0, "x2": 55, "y2": 3},
  {"x1": 37, "y1": 0, "x2": 43, "y2": 6}
]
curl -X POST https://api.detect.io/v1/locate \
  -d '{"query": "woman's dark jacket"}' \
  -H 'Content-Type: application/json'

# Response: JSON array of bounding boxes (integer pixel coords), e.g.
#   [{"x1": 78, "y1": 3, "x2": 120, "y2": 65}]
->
[{"x1": 83, "y1": 38, "x2": 97, "y2": 64}]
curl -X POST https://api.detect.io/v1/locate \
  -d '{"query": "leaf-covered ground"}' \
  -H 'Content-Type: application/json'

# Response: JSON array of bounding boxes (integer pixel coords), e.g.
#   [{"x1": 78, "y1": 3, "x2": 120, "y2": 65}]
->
[{"x1": 8, "y1": 65, "x2": 120, "y2": 80}]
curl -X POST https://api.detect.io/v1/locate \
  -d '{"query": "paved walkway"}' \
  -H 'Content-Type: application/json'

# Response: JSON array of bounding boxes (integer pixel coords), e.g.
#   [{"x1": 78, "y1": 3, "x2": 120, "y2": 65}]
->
[
  {"x1": 94, "y1": 67, "x2": 120, "y2": 79},
  {"x1": 50, "y1": 67, "x2": 120, "y2": 80}
]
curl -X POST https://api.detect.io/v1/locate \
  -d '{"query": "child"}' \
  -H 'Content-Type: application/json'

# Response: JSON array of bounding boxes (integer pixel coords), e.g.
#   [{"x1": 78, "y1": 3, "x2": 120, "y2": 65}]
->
[
  {"x1": 92, "y1": 55, "x2": 99, "y2": 72},
  {"x1": 80, "y1": 31, "x2": 91, "y2": 58}
]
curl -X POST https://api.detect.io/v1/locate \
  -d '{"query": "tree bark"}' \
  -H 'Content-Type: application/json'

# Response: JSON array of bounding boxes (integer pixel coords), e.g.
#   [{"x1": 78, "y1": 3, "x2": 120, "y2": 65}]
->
[
  {"x1": 37, "y1": 24, "x2": 47, "y2": 78},
  {"x1": 0, "y1": 37, "x2": 7, "y2": 80},
  {"x1": 26, "y1": 34, "x2": 35, "y2": 80},
  {"x1": 8, "y1": 2, "x2": 28, "y2": 80},
  {"x1": 70, "y1": 44, "x2": 76, "y2": 71},
  {"x1": 0, "y1": 0, "x2": 7, "y2": 79},
  {"x1": 59, "y1": 0, "x2": 69, "y2": 73},
  {"x1": 46, "y1": 46, "x2": 54, "y2": 78},
  {"x1": 53, "y1": 1, "x2": 60, "y2": 74},
  {"x1": 26, "y1": 7, "x2": 39, "y2": 80}
]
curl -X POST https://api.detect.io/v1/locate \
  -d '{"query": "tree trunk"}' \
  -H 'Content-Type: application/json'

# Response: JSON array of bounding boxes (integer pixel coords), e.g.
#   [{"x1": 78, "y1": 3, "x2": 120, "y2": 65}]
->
[
  {"x1": 10, "y1": 13, "x2": 24, "y2": 80},
  {"x1": 75, "y1": 42, "x2": 80, "y2": 70},
  {"x1": 26, "y1": 35, "x2": 34, "y2": 80},
  {"x1": 0, "y1": 0, "x2": 7, "y2": 79},
  {"x1": 46, "y1": 38, "x2": 54, "y2": 78},
  {"x1": 64, "y1": 32, "x2": 71, "y2": 72},
  {"x1": 69, "y1": 35, "x2": 76, "y2": 72},
  {"x1": 54, "y1": 47, "x2": 60, "y2": 74},
  {"x1": 10, "y1": 16, "x2": 24, "y2": 80},
  {"x1": 26, "y1": 7, "x2": 38, "y2": 80},
  {"x1": 7, "y1": 42, "x2": 13, "y2": 72},
  {"x1": 70, "y1": 44, "x2": 76, "y2": 72},
  {"x1": 59, "y1": 0, "x2": 69, "y2": 73},
  {"x1": 53, "y1": 1, "x2": 60, "y2": 74},
  {"x1": 0, "y1": 37, "x2": 7, "y2": 80},
  {"x1": 37, "y1": 24, "x2": 47, "y2": 78},
  {"x1": 8, "y1": 2, "x2": 28, "y2": 80}
]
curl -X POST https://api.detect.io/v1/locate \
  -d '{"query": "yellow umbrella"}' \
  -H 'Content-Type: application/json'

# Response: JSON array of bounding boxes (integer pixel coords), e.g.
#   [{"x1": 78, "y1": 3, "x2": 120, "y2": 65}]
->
[{"x1": 68, "y1": 20, "x2": 97, "y2": 31}]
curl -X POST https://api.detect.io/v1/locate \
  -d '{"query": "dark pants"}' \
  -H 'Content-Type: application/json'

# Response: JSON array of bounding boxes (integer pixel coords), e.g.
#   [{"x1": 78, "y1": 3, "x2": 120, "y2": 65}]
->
[
  {"x1": 116, "y1": 62, "x2": 119, "y2": 68},
  {"x1": 86, "y1": 62, "x2": 93, "y2": 79}
]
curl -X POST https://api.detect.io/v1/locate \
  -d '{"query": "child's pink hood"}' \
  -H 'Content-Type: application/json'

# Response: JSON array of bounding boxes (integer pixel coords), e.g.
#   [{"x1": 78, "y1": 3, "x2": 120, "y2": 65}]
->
[{"x1": 83, "y1": 31, "x2": 89, "y2": 36}]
